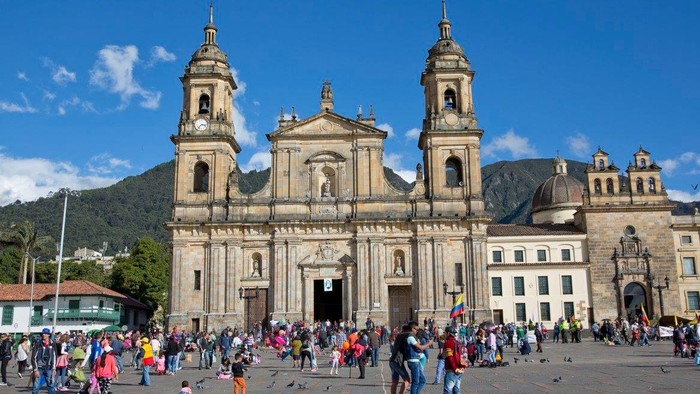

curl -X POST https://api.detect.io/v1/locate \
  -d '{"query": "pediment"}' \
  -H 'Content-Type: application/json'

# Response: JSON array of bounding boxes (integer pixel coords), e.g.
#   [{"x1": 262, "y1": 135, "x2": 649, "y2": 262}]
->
[
  {"x1": 266, "y1": 112, "x2": 387, "y2": 141},
  {"x1": 306, "y1": 151, "x2": 346, "y2": 163}
]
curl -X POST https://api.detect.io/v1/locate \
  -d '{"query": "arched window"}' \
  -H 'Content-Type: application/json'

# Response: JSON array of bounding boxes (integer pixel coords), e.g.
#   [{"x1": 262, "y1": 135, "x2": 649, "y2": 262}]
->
[
  {"x1": 593, "y1": 178, "x2": 601, "y2": 195},
  {"x1": 598, "y1": 159, "x2": 605, "y2": 170},
  {"x1": 444, "y1": 89, "x2": 457, "y2": 110},
  {"x1": 606, "y1": 178, "x2": 614, "y2": 194},
  {"x1": 636, "y1": 177, "x2": 644, "y2": 193},
  {"x1": 640, "y1": 158, "x2": 647, "y2": 169},
  {"x1": 193, "y1": 162, "x2": 209, "y2": 193},
  {"x1": 198, "y1": 94, "x2": 210, "y2": 114},
  {"x1": 648, "y1": 177, "x2": 656, "y2": 192},
  {"x1": 445, "y1": 157, "x2": 463, "y2": 187}
]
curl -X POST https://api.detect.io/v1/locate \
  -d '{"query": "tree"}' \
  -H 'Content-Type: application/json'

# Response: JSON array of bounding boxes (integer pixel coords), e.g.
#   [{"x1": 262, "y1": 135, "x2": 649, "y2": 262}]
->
[
  {"x1": 110, "y1": 237, "x2": 169, "y2": 320},
  {"x1": 0, "y1": 246, "x2": 21, "y2": 284},
  {"x1": 32, "y1": 260, "x2": 107, "y2": 286},
  {"x1": 0, "y1": 221, "x2": 54, "y2": 284}
]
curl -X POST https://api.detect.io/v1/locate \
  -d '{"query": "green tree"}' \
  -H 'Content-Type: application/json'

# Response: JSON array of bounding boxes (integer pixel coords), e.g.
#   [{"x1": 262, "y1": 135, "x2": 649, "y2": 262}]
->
[
  {"x1": 32, "y1": 260, "x2": 107, "y2": 286},
  {"x1": 0, "y1": 246, "x2": 21, "y2": 284},
  {"x1": 110, "y1": 237, "x2": 169, "y2": 318},
  {"x1": 0, "y1": 221, "x2": 54, "y2": 284}
]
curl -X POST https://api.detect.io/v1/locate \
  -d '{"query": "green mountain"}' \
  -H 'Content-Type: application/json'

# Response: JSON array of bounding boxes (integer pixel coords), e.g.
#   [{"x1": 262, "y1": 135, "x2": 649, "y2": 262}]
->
[{"x1": 0, "y1": 159, "x2": 694, "y2": 254}]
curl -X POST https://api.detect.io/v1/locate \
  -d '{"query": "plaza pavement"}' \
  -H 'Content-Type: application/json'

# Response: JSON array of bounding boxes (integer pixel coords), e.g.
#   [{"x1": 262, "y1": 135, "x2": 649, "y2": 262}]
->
[{"x1": 8, "y1": 338, "x2": 697, "y2": 393}]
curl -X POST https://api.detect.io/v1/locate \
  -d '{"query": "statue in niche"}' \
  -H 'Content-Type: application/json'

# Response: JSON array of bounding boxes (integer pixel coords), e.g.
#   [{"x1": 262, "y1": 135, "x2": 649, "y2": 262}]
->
[
  {"x1": 394, "y1": 255, "x2": 405, "y2": 276},
  {"x1": 322, "y1": 177, "x2": 332, "y2": 197},
  {"x1": 251, "y1": 256, "x2": 261, "y2": 277},
  {"x1": 416, "y1": 163, "x2": 424, "y2": 181}
]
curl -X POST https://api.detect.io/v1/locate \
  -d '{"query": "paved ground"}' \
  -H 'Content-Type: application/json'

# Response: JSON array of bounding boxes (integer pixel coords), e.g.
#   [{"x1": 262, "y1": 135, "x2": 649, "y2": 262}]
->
[{"x1": 7, "y1": 338, "x2": 698, "y2": 393}]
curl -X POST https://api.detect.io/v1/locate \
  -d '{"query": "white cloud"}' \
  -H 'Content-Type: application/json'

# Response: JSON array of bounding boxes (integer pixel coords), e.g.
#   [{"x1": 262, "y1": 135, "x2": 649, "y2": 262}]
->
[
  {"x1": 241, "y1": 151, "x2": 271, "y2": 172},
  {"x1": 384, "y1": 153, "x2": 416, "y2": 183},
  {"x1": 405, "y1": 127, "x2": 421, "y2": 140},
  {"x1": 43, "y1": 90, "x2": 56, "y2": 101},
  {"x1": 56, "y1": 96, "x2": 98, "y2": 115},
  {"x1": 667, "y1": 189, "x2": 700, "y2": 203},
  {"x1": 86, "y1": 153, "x2": 132, "y2": 175},
  {"x1": 228, "y1": 67, "x2": 256, "y2": 147},
  {"x1": 147, "y1": 46, "x2": 176, "y2": 66},
  {"x1": 565, "y1": 132, "x2": 591, "y2": 158},
  {"x1": 52, "y1": 66, "x2": 76, "y2": 85},
  {"x1": 89, "y1": 45, "x2": 162, "y2": 110},
  {"x1": 482, "y1": 129, "x2": 537, "y2": 159},
  {"x1": 17, "y1": 72, "x2": 29, "y2": 81},
  {"x1": 0, "y1": 93, "x2": 37, "y2": 113},
  {"x1": 659, "y1": 152, "x2": 700, "y2": 176},
  {"x1": 376, "y1": 123, "x2": 395, "y2": 138},
  {"x1": 0, "y1": 152, "x2": 120, "y2": 206}
]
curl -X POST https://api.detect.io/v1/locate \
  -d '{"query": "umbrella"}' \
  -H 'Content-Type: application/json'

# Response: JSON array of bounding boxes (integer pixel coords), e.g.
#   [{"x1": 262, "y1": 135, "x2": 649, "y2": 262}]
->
[
  {"x1": 102, "y1": 325, "x2": 122, "y2": 332},
  {"x1": 656, "y1": 315, "x2": 692, "y2": 327}
]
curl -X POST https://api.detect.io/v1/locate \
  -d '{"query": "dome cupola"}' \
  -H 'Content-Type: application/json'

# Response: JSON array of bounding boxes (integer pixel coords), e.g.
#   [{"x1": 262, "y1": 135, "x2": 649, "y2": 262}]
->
[{"x1": 531, "y1": 157, "x2": 584, "y2": 224}]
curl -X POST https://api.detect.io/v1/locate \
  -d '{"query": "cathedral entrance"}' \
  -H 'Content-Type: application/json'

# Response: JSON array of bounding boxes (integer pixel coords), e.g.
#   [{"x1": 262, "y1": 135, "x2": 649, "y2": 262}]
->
[
  {"x1": 313, "y1": 279, "x2": 343, "y2": 323},
  {"x1": 389, "y1": 286, "x2": 412, "y2": 329},
  {"x1": 623, "y1": 282, "x2": 647, "y2": 319}
]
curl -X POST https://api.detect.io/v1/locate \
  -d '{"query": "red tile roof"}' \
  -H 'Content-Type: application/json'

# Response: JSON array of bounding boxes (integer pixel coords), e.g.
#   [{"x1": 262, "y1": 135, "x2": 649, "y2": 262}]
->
[
  {"x1": 0, "y1": 280, "x2": 127, "y2": 302},
  {"x1": 487, "y1": 224, "x2": 585, "y2": 237}
]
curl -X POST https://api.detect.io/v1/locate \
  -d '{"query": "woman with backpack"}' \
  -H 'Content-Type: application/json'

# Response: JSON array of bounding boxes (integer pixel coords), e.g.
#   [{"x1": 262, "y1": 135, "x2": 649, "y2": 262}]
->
[{"x1": 94, "y1": 345, "x2": 118, "y2": 393}]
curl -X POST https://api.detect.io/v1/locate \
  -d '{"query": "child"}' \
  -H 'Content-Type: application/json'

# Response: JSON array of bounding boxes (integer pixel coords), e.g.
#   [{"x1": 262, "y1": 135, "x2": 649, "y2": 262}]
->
[
  {"x1": 232, "y1": 353, "x2": 247, "y2": 394},
  {"x1": 217, "y1": 358, "x2": 232, "y2": 380},
  {"x1": 179, "y1": 380, "x2": 192, "y2": 394},
  {"x1": 466, "y1": 342, "x2": 477, "y2": 367},
  {"x1": 156, "y1": 354, "x2": 166, "y2": 375},
  {"x1": 330, "y1": 346, "x2": 341, "y2": 375}
]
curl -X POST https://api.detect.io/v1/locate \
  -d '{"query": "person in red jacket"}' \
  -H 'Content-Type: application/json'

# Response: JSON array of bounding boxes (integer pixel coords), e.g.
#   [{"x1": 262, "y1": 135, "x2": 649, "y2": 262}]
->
[
  {"x1": 94, "y1": 345, "x2": 118, "y2": 393},
  {"x1": 443, "y1": 326, "x2": 466, "y2": 394}
]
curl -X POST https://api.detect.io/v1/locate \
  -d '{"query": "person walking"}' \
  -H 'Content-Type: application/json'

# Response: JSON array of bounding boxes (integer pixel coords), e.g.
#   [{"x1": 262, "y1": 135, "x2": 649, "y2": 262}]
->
[
  {"x1": 443, "y1": 326, "x2": 466, "y2": 394},
  {"x1": 16, "y1": 336, "x2": 30, "y2": 379},
  {"x1": 94, "y1": 345, "x2": 118, "y2": 393},
  {"x1": 389, "y1": 325, "x2": 411, "y2": 394},
  {"x1": 368, "y1": 328, "x2": 381, "y2": 367},
  {"x1": 0, "y1": 333, "x2": 13, "y2": 386},
  {"x1": 432, "y1": 331, "x2": 445, "y2": 385},
  {"x1": 407, "y1": 321, "x2": 433, "y2": 394},
  {"x1": 139, "y1": 337, "x2": 154, "y2": 386},
  {"x1": 31, "y1": 328, "x2": 56, "y2": 394}
]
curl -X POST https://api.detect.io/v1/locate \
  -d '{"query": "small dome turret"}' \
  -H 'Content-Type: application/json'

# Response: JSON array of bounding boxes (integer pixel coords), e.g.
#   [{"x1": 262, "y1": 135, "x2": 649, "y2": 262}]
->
[{"x1": 531, "y1": 157, "x2": 584, "y2": 224}]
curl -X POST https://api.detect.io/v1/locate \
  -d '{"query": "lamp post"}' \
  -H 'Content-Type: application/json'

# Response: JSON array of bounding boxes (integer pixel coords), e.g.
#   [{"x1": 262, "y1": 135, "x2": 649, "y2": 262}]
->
[
  {"x1": 443, "y1": 281, "x2": 464, "y2": 326},
  {"x1": 238, "y1": 286, "x2": 259, "y2": 333},
  {"x1": 653, "y1": 275, "x2": 670, "y2": 317},
  {"x1": 27, "y1": 255, "x2": 40, "y2": 334},
  {"x1": 52, "y1": 189, "x2": 79, "y2": 332}
]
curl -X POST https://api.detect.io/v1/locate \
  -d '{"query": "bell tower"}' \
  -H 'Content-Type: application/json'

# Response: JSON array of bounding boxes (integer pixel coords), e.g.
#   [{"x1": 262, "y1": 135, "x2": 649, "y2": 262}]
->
[
  {"x1": 171, "y1": 4, "x2": 241, "y2": 221},
  {"x1": 419, "y1": 0, "x2": 484, "y2": 215}
]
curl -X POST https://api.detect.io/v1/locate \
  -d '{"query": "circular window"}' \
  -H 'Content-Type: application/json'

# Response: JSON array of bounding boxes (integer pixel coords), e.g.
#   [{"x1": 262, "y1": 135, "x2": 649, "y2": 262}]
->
[{"x1": 624, "y1": 225, "x2": 636, "y2": 236}]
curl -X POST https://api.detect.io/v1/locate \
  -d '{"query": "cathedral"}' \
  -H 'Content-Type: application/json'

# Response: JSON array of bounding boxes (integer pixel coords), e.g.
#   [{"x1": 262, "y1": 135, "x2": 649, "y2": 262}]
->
[{"x1": 167, "y1": 5, "x2": 696, "y2": 332}]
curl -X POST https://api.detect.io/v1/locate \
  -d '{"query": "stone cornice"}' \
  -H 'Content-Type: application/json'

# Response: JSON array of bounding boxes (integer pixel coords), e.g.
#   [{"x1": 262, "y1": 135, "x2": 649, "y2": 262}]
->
[{"x1": 487, "y1": 261, "x2": 590, "y2": 270}]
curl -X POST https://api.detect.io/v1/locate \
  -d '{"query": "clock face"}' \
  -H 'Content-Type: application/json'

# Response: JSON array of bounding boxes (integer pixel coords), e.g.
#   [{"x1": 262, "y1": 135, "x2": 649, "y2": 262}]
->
[{"x1": 195, "y1": 119, "x2": 208, "y2": 131}]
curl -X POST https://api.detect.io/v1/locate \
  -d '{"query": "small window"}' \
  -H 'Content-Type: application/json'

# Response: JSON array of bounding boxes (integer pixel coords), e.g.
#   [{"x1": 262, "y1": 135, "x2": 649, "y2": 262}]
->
[
  {"x1": 515, "y1": 303, "x2": 526, "y2": 322},
  {"x1": 445, "y1": 157, "x2": 463, "y2": 187},
  {"x1": 538, "y1": 276, "x2": 549, "y2": 295},
  {"x1": 455, "y1": 263, "x2": 464, "y2": 287},
  {"x1": 537, "y1": 249, "x2": 547, "y2": 262},
  {"x1": 598, "y1": 159, "x2": 605, "y2": 170},
  {"x1": 561, "y1": 249, "x2": 572, "y2": 262},
  {"x1": 636, "y1": 178, "x2": 644, "y2": 193},
  {"x1": 563, "y1": 302, "x2": 575, "y2": 319},
  {"x1": 444, "y1": 88, "x2": 457, "y2": 110},
  {"x1": 682, "y1": 235, "x2": 692, "y2": 244},
  {"x1": 640, "y1": 158, "x2": 647, "y2": 169},
  {"x1": 688, "y1": 291, "x2": 700, "y2": 310},
  {"x1": 194, "y1": 270, "x2": 202, "y2": 290},
  {"x1": 606, "y1": 178, "x2": 614, "y2": 194},
  {"x1": 1, "y1": 305, "x2": 14, "y2": 325},
  {"x1": 514, "y1": 277, "x2": 525, "y2": 296},
  {"x1": 648, "y1": 178, "x2": 656, "y2": 192},
  {"x1": 491, "y1": 277, "x2": 502, "y2": 296},
  {"x1": 514, "y1": 250, "x2": 524, "y2": 263},
  {"x1": 682, "y1": 257, "x2": 697, "y2": 276},
  {"x1": 193, "y1": 162, "x2": 210, "y2": 193},
  {"x1": 594, "y1": 179, "x2": 601, "y2": 195},
  {"x1": 562, "y1": 275, "x2": 573, "y2": 295},
  {"x1": 68, "y1": 300, "x2": 80, "y2": 310},
  {"x1": 492, "y1": 250, "x2": 503, "y2": 263},
  {"x1": 540, "y1": 302, "x2": 551, "y2": 321},
  {"x1": 98, "y1": 300, "x2": 104, "y2": 309}
]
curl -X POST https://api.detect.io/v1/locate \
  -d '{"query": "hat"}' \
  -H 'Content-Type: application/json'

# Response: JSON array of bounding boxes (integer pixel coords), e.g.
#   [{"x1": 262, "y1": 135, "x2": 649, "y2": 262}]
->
[
  {"x1": 140, "y1": 337, "x2": 149, "y2": 344},
  {"x1": 445, "y1": 326, "x2": 455, "y2": 334},
  {"x1": 103, "y1": 345, "x2": 113, "y2": 353},
  {"x1": 41, "y1": 328, "x2": 51, "y2": 335},
  {"x1": 117, "y1": 334, "x2": 124, "y2": 340}
]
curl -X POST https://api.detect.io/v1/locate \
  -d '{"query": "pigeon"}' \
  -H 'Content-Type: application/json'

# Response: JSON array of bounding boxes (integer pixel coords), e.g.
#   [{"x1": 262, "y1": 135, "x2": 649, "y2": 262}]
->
[
  {"x1": 247, "y1": 376, "x2": 251, "y2": 379},
  {"x1": 513, "y1": 357, "x2": 519, "y2": 364},
  {"x1": 298, "y1": 381, "x2": 309, "y2": 389},
  {"x1": 271, "y1": 370, "x2": 279, "y2": 377},
  {"x1": 502, "y1": 361, "x2": 510, "y2": 366},
  {"x1": 565, "y1": 356, "x2": 573, "y2": 363},
  {"x1": 195, "y1": 378, "x2": 206, "y2": 389},
  {"x1": 660, "y1": 366, "x2": 671, "y2": 374},
  {"x1": 693, "y1": 184, "x2": 698, "y2": 190},
  {"x1": 325, "y1": 385, "x2": 333, "y2": 391},
  {"x1": 267, "y1": 381, "x2": 276, "y2": 389},
  {"x1": 287, "y1": 380, "x2": 296, "y2": 387},
  {"x1": 540, "y1": 358, "x2": 550, "y2": 363},
  {"x1": 553, "y1": 376, "x2": 562, "y2": 383}
]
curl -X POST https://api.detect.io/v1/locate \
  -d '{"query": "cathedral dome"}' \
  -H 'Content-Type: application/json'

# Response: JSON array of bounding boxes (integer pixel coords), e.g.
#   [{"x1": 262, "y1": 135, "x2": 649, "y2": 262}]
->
[
  {"x1": 190, "y1": 44, "x2": 228, "y2": 66},
  {"x1": 428, "y1": 38, "x2": 465, "y2": 58},
  {"x1": 531, "y1": 158, "x2": 584, "y2": 224}
]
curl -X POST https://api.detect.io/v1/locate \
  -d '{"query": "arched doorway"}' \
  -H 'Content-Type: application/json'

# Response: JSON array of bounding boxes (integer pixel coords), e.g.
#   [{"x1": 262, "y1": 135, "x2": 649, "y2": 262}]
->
[{"x1": 623, "y1": 282, "x2": 647, "y2": 319}]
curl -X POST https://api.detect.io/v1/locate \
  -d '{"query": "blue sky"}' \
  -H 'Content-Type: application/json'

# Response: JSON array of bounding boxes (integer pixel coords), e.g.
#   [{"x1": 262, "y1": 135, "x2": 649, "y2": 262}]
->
[{"x1": 1, "y1": 0, "x2": 699, "y2": 206}]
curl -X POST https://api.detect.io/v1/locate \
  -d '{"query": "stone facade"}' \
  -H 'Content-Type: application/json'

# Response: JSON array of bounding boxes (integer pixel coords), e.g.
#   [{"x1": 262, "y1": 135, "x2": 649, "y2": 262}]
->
[
  {"x1": 671, "y1": 212, "x2": 700, "y2": 317},
  {"x1": 166, "y1": 5, "x2": 491, "y2": 331}
]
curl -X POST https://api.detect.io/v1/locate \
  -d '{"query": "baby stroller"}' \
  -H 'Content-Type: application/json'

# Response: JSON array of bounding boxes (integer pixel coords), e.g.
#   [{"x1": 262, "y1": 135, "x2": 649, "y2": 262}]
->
[
  {"x1": 65, "y1": 366, "x2": 88, "y2": 391},
  {"x1": 518, "y1": 338, "x2": 531, "y2": 355}
]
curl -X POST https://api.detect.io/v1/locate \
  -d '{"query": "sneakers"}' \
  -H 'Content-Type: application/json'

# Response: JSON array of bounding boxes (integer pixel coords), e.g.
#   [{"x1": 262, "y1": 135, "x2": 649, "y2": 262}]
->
[
  {"x1": 0, "y1": 382, "x2": 7, "y2": 386},
  {"x1": 17, "y1": 372, "x2": 22, "y2": 379}
]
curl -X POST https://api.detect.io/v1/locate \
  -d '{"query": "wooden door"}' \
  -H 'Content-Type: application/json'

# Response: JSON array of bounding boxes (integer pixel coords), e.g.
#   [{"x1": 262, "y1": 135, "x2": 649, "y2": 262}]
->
[{"x1": 389, "y1": 286, "x2": 412, "y2": 330}]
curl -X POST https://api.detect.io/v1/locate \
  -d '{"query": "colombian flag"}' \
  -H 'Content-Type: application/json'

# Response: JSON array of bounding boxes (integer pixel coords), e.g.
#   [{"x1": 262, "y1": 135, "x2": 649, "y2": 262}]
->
[
  {"x1": 640, "y1": 304, "x2": 649, "y2": 326},
  {"x1": 450, "y1": 294, "x2": 465, "y2": 319}
]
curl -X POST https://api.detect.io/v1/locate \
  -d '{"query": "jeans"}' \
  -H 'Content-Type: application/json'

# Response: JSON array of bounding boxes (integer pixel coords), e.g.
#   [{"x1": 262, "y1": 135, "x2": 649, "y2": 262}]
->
[
  {"x1": 199, "y1": 352, "x2": 212, "y2": 369},
  {"x1": 167, "y1": 355, "x2": 178, "y2": 373},
  {"x1": 433, "y1": 358, "x2": 445, "y2": 384},
  {"x1": 32, "y1": 368, "x2": 56, "y2": 394},
  {"x1": 443, "y1": 371, "x2": 462, "y2": 394},
  {"x1": 115, "y1": 354, "x2": 123, "y2": 372},
  {"x1": 176, "y1": 351, "x2": 182, "y2": 370},
  {"x1": 55, "y1": 367, "x2": 67, "y2": 387},
  {"x1": 221, "y1": 347, "x2": 230, "y2": 361},
  {"x1": 476, "y1": 344, "x2": 484, "y2": 360},
  {"x1": 0, "y1": 359, "x2": 7, "y2": 383},
  {"x1": 140, "y1": 365, "x2": 151, "y2": 386},
  {"x1": 371, "y1": 346, "x2": 380, "y2": 366},
  {"x1": 408, "y1": 361, "x2": 426, "y2": 394}
]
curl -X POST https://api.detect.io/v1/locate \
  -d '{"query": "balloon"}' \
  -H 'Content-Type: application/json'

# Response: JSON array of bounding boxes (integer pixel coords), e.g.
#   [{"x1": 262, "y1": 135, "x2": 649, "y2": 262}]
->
[{"x1": 342, "y1": 341, "x2": 350, "y2": 350}]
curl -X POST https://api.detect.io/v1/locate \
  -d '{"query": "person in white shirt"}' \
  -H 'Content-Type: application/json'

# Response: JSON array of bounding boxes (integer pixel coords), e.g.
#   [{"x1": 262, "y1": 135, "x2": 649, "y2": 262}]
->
[{"x1": 150, "y1": 338, "x2": 161, "y2": 359}]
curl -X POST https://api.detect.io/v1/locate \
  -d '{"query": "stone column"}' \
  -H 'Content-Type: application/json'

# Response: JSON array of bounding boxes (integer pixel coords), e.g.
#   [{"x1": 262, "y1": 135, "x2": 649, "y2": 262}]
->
[
  {"x1": 357, "y1": 241, "x2": 369, "y2": 311},
  {"x1": 434, "y1": 239, "x2": 445, "y2": 309},
  {"x1": 287, "y1": 240, "x2": 302, "y2": 315},
  {"x1": 345, "y1": 269, "x2": 354, "y2": 321},
  {"x1": 209, "y1": 242, "x2": 224, "y2": 313},
  {"x1": 302, "y1": 272, "x2": 313, "y2": 321},
  {"x1": 273, "y1": 242, "x2": 287, "y2": 313}
]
